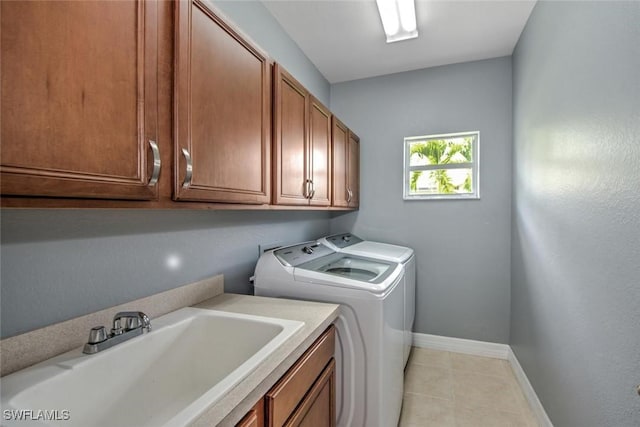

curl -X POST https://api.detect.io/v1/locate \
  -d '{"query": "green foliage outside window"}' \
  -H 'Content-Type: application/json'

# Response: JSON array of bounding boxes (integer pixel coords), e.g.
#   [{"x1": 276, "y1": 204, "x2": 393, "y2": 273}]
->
[{"x1": 409, "y1": 137, "x2": 474, "y2": 194}]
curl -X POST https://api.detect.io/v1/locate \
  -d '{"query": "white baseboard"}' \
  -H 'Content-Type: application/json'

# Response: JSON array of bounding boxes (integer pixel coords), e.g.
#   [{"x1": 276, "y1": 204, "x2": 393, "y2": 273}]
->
[
  {"x1": 508, "y1": 348, "x2": 554, "y2": 427},
  {"x1": 412, "y1": 332, "x2": 553, "y2": 426},
  {"x1": 412, "y1": 332, "x2": 510, "y2": 359}
]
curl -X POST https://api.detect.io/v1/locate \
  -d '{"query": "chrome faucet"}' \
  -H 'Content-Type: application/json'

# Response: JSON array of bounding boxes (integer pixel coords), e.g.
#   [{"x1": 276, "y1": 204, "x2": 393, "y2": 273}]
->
[{"x1": 83, "y1": 311, "x2": 152, "y2": 354}]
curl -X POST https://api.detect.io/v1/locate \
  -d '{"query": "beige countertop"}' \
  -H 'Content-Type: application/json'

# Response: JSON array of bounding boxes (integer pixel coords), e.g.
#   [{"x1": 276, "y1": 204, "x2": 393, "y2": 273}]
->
[{"x1": 190, "y1": 293, "x2": 340, "y2": 427}]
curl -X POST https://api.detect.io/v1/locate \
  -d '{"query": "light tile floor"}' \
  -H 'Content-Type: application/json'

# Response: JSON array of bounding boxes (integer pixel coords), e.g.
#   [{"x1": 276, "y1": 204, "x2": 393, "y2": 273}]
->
[{"x1": 400, "y1": 347, "x2": 539, "y2": 427}]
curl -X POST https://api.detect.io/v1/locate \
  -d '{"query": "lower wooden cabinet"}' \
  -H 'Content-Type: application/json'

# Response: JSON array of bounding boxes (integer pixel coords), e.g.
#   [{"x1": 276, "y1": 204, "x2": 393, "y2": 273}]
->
[
  {"x1": 237, "y1": 325, "x2": 335, "y2": 427},
  {"x1": 266, "y1": 325, "x2": 335, "y2": 426},
  {"x1": 285, "y1": 359, "x2": 335, "y2": 427},
  {"x1": 237, "y1": 399, "x2": 265, "y2": 427}
]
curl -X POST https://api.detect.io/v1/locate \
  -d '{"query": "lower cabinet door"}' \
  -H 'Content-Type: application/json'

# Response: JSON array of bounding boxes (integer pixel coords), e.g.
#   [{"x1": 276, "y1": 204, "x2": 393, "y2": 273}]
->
[
  {"x1": 286, "y1": 359, "x2": 336, "y2": 427},
  {"x1": 237, "y1": 410, "x2": 259, "y2": 427},
  {"x1": 237, "y1": 398, "x2": 265, "y2": 427},
  {"x1": 266, "y1": 326, "x2": 335, "y2": 427}
]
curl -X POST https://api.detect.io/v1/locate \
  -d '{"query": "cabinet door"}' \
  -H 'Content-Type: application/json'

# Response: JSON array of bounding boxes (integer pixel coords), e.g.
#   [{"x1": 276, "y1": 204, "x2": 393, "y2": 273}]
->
[
  {"x1": 174, "y1": 0, "x2": 270, "y2": 204},
  {"x1": 347, "y1": 131, "x2": 360, "y2": 208},
  {"x1": 1, "y1": 0, "x2": 160, "y2": 200},
  {"x1": 266, "y1": 326, "x2": 335, "y2": 427},
  {"x1": 273, "y1": 64, "x2": 310, "y2": 206},
  {"x1": 308, "y1": 97, "x2": 331, "y2": 207},
  {"x1": 286, "y1": 359, "x2": 335, "y2": 427},
  {"x1": 237, "y1": 398, "x2": 265, "y2": 427},
  {"x1": 330, "y1": 118, "x2": 349, "y2": 207}
]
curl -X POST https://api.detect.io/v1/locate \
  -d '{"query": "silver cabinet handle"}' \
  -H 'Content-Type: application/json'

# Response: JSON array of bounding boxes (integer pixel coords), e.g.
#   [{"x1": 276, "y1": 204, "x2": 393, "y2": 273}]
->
[
  {"x1": 309, "y1": 179, "x2": 315, "y2": 199},
  {"x1": 346, "y1": 188, "x2": 352, "y2": 203},
  {"x1": 304, "y1": 179, "x2": 313, "y2": 199},
  {"x1": 181, "y1": 148, "x2": 193, "y2": 189},
  {"x1": 148, "y1": 140, "x2": 161, "y2": 186}
]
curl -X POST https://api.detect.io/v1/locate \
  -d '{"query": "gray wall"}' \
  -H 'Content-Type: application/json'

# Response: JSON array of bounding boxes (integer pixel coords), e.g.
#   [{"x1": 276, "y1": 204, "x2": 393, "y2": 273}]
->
[
  {"x1": 511, "y1": 2, "x2": 640, "y2": 426},
  {"x1": 0, "y1": 0, "x2": 331, "y2": 339},
  {"x1": 330, "y1": 57, "x2": 513, "y2": 343},
  {"x1": 213, "y1": 0, "x2": 330, "y2": 105},
  {"x1": 1, "y1": 210, "x2": 329, "y2": 338}
]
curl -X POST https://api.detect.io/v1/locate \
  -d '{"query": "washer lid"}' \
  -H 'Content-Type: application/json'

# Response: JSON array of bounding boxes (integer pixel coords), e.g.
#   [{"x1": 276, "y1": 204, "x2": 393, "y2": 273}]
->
[
  {"x1": 296, "y1": 253, "x2": 398, "y2": 285},
  {"x1": 341, "y1": 241, "x2": 414, "y2": 263}
]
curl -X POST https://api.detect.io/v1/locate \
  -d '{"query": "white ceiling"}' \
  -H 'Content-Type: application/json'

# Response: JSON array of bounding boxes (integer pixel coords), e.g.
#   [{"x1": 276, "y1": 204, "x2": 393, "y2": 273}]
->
[{"x1": 262, "y1": 0, "x2": 536, "y2": 83}]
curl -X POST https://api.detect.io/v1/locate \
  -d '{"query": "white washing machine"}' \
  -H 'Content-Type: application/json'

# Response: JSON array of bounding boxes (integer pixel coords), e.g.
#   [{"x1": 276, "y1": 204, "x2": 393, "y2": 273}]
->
[
  {"x1": 319, "y1": 233, "x2": 416, "y2": 367},
  {"x1": 254, "y1": 242, "x2": 404, "y2": 427}
]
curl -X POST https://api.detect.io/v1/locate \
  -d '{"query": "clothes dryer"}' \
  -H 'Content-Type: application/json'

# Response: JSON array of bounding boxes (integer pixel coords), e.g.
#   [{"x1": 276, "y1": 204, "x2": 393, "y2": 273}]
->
[
  {"x1": 254, "y1": 242, "x2": 404, "y2": 427},
  {"x1": 319, "y1": 233, "x2": 416, "y2": 366}
]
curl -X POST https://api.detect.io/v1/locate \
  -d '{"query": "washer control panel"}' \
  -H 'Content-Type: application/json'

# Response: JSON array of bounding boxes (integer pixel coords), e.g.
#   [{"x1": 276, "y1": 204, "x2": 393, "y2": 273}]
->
[
  {"x1": 324, "y1": 233, "x2": 363, "y2": 249},
  {"x1": 274, "y1": 242, "x2": 334, "y2": 267}
]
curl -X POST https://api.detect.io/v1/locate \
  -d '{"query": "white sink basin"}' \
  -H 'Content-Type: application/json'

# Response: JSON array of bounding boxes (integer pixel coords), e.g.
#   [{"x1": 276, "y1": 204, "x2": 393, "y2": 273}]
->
[{"x1": 1, "y1": 307, "x2": 304, "y2": 426}]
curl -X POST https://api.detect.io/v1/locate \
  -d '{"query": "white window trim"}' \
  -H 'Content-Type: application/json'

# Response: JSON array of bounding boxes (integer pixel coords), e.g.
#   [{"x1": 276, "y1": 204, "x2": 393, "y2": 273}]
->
[{"x1": 403, "y1": 131, "x2": 480, "y2": 200}]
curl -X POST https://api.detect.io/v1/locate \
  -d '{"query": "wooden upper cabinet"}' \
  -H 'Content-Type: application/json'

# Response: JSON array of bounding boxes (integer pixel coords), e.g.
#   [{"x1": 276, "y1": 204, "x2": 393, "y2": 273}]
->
[
  {"x1": 273, "y1": 64, "x2": 309, "y2": 206},
  {"x1": 331, "y1": 118, "x2": 359, "y2": 209},
  {"x1": 308, "y1": 97, "x2": 332, "y2": 207},
  {"x1": 347, "y1": 131, "x2": 360, "y2": 208},
  {"x1": 174, "y1": 0, "x2": 270, "y2": 204},
  {"x1": 273, "y1": 65, "x2": 331, "y2": 206},
  {"x1": 0, "y1": 0, "x2": 160, "y2": 200},
  {"x1": 331, "y1": 117, "x2": 349, "y2": 207}
]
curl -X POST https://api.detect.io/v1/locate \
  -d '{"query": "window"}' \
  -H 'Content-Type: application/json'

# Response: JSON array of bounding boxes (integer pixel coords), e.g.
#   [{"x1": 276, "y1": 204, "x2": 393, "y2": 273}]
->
[{"x1": 403, "y1": 131, "x2": 479, "y2": 200}]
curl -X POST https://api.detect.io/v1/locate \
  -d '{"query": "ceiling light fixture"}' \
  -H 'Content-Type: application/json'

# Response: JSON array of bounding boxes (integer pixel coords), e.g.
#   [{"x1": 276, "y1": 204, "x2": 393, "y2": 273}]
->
[{"x1": 376, "y1": 0, "x2": 418, "y2": 43}]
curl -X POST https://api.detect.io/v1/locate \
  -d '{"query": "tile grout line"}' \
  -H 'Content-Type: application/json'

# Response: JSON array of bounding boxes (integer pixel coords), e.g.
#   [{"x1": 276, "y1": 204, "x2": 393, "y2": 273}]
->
[{"x1": 403, "y1": 390, "x2": 453, "y2": 402}]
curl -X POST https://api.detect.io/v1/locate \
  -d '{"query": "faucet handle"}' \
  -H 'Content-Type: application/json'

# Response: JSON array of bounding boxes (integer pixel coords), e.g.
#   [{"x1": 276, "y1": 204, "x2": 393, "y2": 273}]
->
[
  {"x1": 87, "y1": 326, "x2": 109, "y2": 344},
  {"x1": 126, "y1": 316, "x2": 142, "y2": 330},
  {"x1": 125, "y1": 314, "x2": 151, "y2": 331}
]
